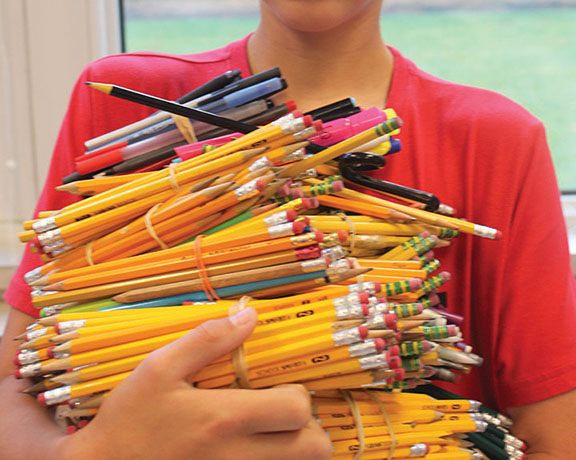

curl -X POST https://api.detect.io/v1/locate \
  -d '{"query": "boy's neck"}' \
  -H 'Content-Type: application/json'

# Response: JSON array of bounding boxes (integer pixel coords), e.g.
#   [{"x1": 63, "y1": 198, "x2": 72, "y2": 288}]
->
[{"x1": 247, "y1": 15, "x2": 394, "y2": 112}]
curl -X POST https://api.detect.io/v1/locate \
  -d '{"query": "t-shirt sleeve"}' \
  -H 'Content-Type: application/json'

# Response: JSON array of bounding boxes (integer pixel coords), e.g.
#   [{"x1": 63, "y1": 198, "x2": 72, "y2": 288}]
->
[{"x1": 473, "y1": 118, "x2": 576, "y2": 409}]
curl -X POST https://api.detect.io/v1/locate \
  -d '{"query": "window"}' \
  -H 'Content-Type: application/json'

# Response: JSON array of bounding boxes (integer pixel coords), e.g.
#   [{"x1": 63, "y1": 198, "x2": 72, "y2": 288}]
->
[{"x1": 122, "y1": 0, "x2": 576, "y2": 191}]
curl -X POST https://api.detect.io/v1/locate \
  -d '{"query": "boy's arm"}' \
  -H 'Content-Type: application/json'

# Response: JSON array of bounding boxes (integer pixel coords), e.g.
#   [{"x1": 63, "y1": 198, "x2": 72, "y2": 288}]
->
[{"x1": 508, "y1": 388, "x2": 576, "y2": 459}]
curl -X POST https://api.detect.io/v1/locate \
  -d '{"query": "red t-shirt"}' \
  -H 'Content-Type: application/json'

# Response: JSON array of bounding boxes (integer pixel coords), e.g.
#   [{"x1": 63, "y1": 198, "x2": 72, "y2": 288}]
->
[{"x1": 6, "y1": 34, "x2": 576, "y2": 411}]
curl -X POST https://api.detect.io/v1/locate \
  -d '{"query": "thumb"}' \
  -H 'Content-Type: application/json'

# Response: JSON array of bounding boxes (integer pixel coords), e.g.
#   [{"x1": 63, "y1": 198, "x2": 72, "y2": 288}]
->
[{"x1": 143, "y1": 306, "x2": 257, "y2": 383}]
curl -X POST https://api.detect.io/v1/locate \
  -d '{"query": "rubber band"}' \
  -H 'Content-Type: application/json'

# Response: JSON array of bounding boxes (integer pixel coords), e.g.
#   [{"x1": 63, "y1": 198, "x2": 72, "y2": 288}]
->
[
  {"x1": 365, "y1": 390, "x2": 397, "y2": 460},
  {"x1": 84, "y1": 240, "x2": 95, "y2": 266},
  {"x1": 168, "y1": 163, "x2": 182, "y2": 193},
  {"x1": 170, "y1": 114, "x2": 198, "y2": 144},
  {"x1": 144, "y1": 203, "x2": 170, "y2": 250},
  {"x1": 337, "y1": 213, "x2": 357, "y2": 254},
  {"x1": 193, "y1": 235, "x2": 220, "y2": 301},
  {"x1": 228, "y1": 296, "x2": 252, "y2": 389},
  {"x1": 340, "y1": 390, "x2": 365, "y2": 460}
]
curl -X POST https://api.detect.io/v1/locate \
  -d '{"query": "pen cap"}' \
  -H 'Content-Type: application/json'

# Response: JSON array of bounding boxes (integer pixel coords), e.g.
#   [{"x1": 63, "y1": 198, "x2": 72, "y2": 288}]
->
[{"x1": 74, "y1": 149, "x2": 124, "y2": 175}]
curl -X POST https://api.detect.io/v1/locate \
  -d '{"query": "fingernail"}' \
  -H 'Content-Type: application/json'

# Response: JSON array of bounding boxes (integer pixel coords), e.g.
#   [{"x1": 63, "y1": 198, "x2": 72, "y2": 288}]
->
[{"x1": 229, "y1": 307, "x2": 256, "y2": 327}]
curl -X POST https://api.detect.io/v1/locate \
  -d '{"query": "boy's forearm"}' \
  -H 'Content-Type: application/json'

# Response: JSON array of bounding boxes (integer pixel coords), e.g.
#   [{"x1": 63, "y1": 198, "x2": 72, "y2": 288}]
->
[{"x1": 0, "y1": 376, "x2": 66, "y2": 460}]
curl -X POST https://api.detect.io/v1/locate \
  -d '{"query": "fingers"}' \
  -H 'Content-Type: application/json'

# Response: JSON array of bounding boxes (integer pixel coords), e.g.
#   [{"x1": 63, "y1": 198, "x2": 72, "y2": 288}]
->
[
  {"x1": 206, "y1": 384, "x2": 315, "y2": 434},
  {"x1": 139, "y1": 307, "x2": 257, "y2": 383},
  {"x1": 250, "y1": 421, "x2": 333, "y2": 460}
]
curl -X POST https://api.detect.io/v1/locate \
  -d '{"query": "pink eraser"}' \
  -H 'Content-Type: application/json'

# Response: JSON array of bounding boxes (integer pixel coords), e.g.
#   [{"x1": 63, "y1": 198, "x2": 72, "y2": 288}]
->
[
  {"x1": 302, "y1": 115, "x2": 313, "y2": 127},
  {"x1": 292, "y1": 221, "x2": 305, "y2": 234},
  {"x1": 357, "y1": 326, "x2": 368, "y2": 340},
  {"x1": 285, "y1": 101, "x2": 297, "y2": 112},
  {"x1": 285, "y1": 209, "x2": 297, "y2": 221},
  {"x1": 388, "y1": 344, "x2": 400, "y2": 356},
  {"x1": 314, "y1": 231, "x2": 324, "y2": 242},
  {"x1": 337, "y1": 230, "x2": 349, "y2": 243},
  {"x1": 358, "y1": 292, "x2": 370, "y2": 304},
  {"x1": 312, "y1": 120, "x2": 323, "y2": 132},
  {"x1": 37, "y1": 393, "x2": 47, "y2": 406},
  {"x1": 409, "y1": 278, "x2": 423, "y2": 291},
  {"x1": 374, "y1": 337, "x2": 386, "y2": 353}
]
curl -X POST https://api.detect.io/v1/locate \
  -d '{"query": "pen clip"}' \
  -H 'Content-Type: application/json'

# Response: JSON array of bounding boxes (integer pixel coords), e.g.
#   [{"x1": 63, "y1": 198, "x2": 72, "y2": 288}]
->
[{"x1": 337, "y1": 152, "x2": 440, "y2": 212}]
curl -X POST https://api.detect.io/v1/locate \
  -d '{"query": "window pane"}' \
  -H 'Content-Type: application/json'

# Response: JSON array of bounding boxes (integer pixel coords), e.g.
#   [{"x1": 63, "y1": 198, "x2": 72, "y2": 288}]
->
[{"x1": 122, "y1": 1, "x2": 576, "y2": 190}]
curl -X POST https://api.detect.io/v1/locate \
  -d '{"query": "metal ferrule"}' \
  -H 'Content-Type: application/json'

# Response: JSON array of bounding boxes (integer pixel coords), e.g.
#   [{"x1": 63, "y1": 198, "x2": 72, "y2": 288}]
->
[
  {"x1": 481, "y1": 413, "x2": 501, "y2": 426},
  {"x1": 294, "y1": 168, "x2": 318, "y2": 180},
  {"x1": 37, "y1": 228, "x2": 62, "y2": 245},
  {"x1": 40, "y1": 306, "x2": 60, "y2": 317},
  {"x1": 320, "y1": 233, "x2": 342, "y2": 248},
  {"x1": 249, "y1": 156, "x2": 271, "y2": 171},
  {"x1": 332, "y1": 293, "x2": 361, "y2": 309},
  {"x1": 331, "y1": 328, "x2": 363, "y2": 346},
  {"x1": 505, "y1": 445, "x2": 524, "y2": 459},
  {"x1": 358, "y1": 353, "x2": 391, "y2": 370},
  {"x1": 268, "y1": 222, "x2": 295, "y2": 238},
  {"x1": 326, "y1": 259, "x2": 352, "y2": 275},
  {"x1": 32, "y1": 216, "x2": 57, "y2": 233},
  {"x1": 31, "y1": 289, "x2": 57, "y2": 297},
  {"x1": 471, "y1": 452, "x2": 484, "y2": 460},
  {"x1": 321, "y1": 245, "x2": 346, "y2": 262},
  {"x1": 467, "y1": 412, "x2": 485, "y2": 422},
  {"x1": 504, "y1": 434, "x2": 525, "y2": 450},
  {"x1": 410, "y1": 444, "x2": 429, "y2": 456},
  {"x1": 235, "y1": 179, "x2": 261, "y2": 200},
  {"x1": 24, "y1": 267, "x2": 43, "y2": 284},
  {"x1": 52, "y1": 350, "x2": 70, "y2": 359},
  {"x1": 335, "y1": 304, "x2": 365, "y2": 320},
  {"x1": 437, "y1": 203, "x2": 456, "y2": 215},
  {"x1": 42, "y1": 240, "x2": 67, "y2": 252},
  {"x1": 281, "y1": 117, "x2": 309, "y2": 134},
  {"x1": 348, "y1": 340, "x2": 380, "y2": 357},
  {"x1": 50, "y1": 245, "x2": 73, "y2": 256},
  {"x1": 437, "y1": 358, "x2": 469, "y2": 371},
  {"x1": 474, "y1": 421, "x2": 488, "y2": 432},
  {"x1": 282, "y1": 148, "x2": 306, "y2": 162},
  {"x1": 368, "y1": 303, "x2": 390, "y2": 315},
  {"x1": 57, "y1": 320, "x2": 87, "y2": 333},
  {"x1": 270, "y1": 113, "x2": 296, "y2": 126},
  {"x1": 292, "y1": 126, "x2": 318, "y2": 141},
  {"x1": 301, "y1": 258, "x2": 329, "y2": 272},
  {"x1": 26, "y1": 328, "x2": 49, "y2": 340},
  {"x1": 362, "y1": 314, "x2": 391, "y2": 330},
  {"x1": 264, "y1": 211, "x2": 290, "y2": 227},
  {"x1": 16, "y1": 350, "x2": 41, "y2": 366},
  {"x1": 19, "y1": 362, "x2": 43, "y2": 378},
  {"x1": 290, "y1": 233, "x2": 319, "y2": 247},
  {"x1": 43, "y1": 386, "x2": 72, "y2": 406},
  {"x1": 347, "y1": 281, "x2": 379, "y2": 294},
  {"x1": 473, "y1": 224, "x2": 500, "y2": 239}
]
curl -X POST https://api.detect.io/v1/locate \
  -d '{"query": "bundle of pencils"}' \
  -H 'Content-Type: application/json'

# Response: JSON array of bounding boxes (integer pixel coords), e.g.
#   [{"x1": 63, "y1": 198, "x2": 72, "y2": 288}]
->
[{"x1": 12, "y1": 68, "x2": 517, "y2": 454}]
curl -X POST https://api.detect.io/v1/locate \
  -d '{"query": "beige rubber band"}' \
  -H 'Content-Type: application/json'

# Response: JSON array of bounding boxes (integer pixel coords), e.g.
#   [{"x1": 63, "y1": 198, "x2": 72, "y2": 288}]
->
[
  {"x1": 170, "y1": 114, "x2": 198, "y2": 144},
  {"x1": 340, "y1": 390, "x2": 365, "y2": 460},
  {"x1": 365, "y1": 390, "x2": 397, "y2": 460},
  {"x1": 144, "y1": 203, "x2": 170, "y2": 250},
  {"x1": 229, "y1": 296, "x2": 252, "y2": 389},
  {"x1": 168, "y1": 163, "x2": 182, "y2": 193},
  {"x1": 84, "y1": 240, "x2": 95, "y2": 266},
  {"x1": 337, "y1": 213, "x2": 357, "y2": 254}
]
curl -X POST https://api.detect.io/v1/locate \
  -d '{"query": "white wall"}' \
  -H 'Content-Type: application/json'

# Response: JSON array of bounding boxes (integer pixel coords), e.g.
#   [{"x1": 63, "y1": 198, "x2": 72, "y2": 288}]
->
[{"x1": 0, "y1": 0, "x2": 121, "y2": 267}]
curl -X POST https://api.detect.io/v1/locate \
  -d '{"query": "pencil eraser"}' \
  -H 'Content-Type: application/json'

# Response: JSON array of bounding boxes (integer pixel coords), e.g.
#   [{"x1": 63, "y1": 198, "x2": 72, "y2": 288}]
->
[
  {"x1": 13, "y1": 368, "x2": 22, "y2": 379},
  {"x1": 314, "y1": 231, "x2": 324, "y2": 242},
  {"x1": 418, "y1": 231, "x2": 431, "y2": 238},
  {"x1": 388, "y1": 356, "x2": 401, "y2": 369},
  {"x1": 285, "y1": 209, "x2": 297, "y2": 221},
  {"x1": 494, "y1": 230, "x2": 503, "y2": 240},
  {"x1": 440, "y1": 271, "x2": 451, "y2": 281},
  {"x1": 292, "y1": 221, "x2": 305, "y2": 234},
  {"x1": 393, "y1": 367, "x2": 405, "y2": 381},
  {"x1": 409, "y1": 278, "x2": 422, "y2": 291},
  {"x1": 66, "y1": 425, "x2": 78, "y2": 435},
  {"x1": 12, "y1": 354, "x2": 20, "y2": 366},
  {"x1": 370, "y1": 281, "x2": 382, "y2": 293},
  {"x1": 358, "y1": 292, "x2": 370, "y2": 304},
  {"x1": 421, "y1": 340, "x2": 433, "y2": 353},
  {"x1": 290, "y1": 188, "x2": 304, "y2": 199},
  {"x1": 285, "y1": 100, "x2": 297, "y2": 112},
  {"x1": 37, "y1": 393, "x2": 47, "y2": 406},
  {"x1": 337, "y1": 230, "x2": 349, "y2": 243},
  {"x1": 292, "y1": 110, "x2": 303, "y2": 119},
  {"x1": 330, "y1": 180, "x2": 344, "y2": 192},
  {"x1": 388, "y1": 344, "x2": 400, "y2": 356},
  {"x1": 361, "y1": 303, "x2": 370, "y2": 316},
  {"x1": 312, "y1": 120, "x2": 324, "y2": 132},
  {"x1": 302, "y1": 197, "x2": 319, "y2": 209},
  {"x1": 374, "y1": 337, "x2": 386, "y2": 353},
  {"x1": 357, "y1": 326, "x2": 368, "y2": 340},
  {"x1": 302, "y1": 115, "x2": 313, "y2": 128},
  {"x1": 446, "y1": 325, "x2": 458, "y2": 337},
  {"x1": 47, "y1": 346, "x2": 56, "y2": 359},
  {"x1": 384, "y1": 313, "x2": 398, "y2": 329}
]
